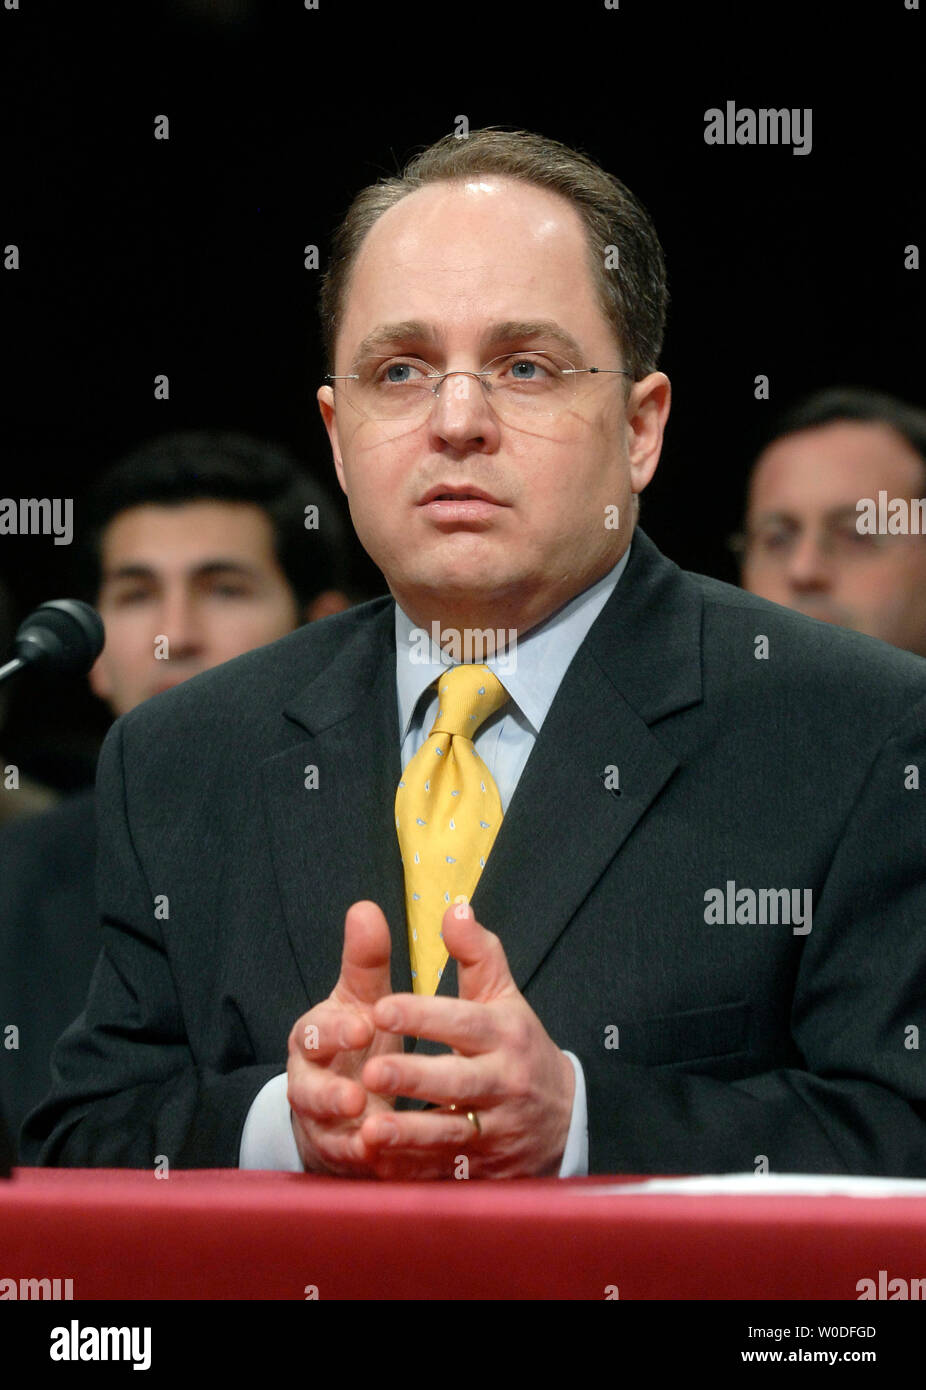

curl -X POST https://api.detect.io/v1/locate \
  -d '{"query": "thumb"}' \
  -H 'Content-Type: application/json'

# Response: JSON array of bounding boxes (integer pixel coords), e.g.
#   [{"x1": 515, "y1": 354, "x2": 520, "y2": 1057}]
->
[
  {"x1": 441, "y1": 902, "x2": 514, "y2": 1002},
  {"x1": 334, "y1": 900, "x2": 393, "y2": 1006}
]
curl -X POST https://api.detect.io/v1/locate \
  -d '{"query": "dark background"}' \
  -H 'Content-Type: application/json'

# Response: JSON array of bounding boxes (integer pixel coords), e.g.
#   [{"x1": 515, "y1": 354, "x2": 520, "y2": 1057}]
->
[{"x1": 1, "y1": 0, "x2": 923, "y2": 785}]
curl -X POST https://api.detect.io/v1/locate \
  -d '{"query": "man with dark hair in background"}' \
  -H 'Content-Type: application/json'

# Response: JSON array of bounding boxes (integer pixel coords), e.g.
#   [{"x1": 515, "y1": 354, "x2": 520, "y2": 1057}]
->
[
  {"x1": 0, "y1": 430, "x2": 359, "y2": 1146},
  {"x1": 736, "y1": 388, "x2": 926, "y2": 656},
  {"x1": 21, "y1": 130, "x2": 926, "y2": 1180}
]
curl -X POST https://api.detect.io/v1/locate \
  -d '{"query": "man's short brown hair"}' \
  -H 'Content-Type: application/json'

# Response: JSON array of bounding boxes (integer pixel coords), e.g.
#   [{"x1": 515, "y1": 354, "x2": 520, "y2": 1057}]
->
[{"x1": 319, "y1": 127, "x2": 668, "y2": 383}]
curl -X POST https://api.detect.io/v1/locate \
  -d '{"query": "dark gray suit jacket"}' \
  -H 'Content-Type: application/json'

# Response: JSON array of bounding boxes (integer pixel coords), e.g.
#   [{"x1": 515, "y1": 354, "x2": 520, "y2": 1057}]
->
[
  {"x1": 20, "y1": 529, "x2": 926, "y2": 1174},
  {"x1": 0, "y1": 788, "x2": 98, "y2": 1146}
]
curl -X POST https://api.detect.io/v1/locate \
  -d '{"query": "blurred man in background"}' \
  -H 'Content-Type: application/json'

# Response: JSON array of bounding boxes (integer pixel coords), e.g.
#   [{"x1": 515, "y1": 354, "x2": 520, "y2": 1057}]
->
[
  {"x1": 0, "y1": 430, "x2": 357, "y2": 1146},
  {"x1": 737, "y1": 388, "x2": 926, "y2": 656}
]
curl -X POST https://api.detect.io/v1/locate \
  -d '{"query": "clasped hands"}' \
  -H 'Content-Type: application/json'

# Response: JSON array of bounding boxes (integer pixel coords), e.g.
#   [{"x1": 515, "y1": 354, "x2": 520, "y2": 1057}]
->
[{"x1": 286, "y1": 900, "x2": 575, "y2": 1179}]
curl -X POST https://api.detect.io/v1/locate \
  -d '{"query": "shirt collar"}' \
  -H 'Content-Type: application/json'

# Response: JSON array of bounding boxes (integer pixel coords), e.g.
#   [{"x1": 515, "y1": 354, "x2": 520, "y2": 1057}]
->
[{"x1": 394, "y1": 541, "x2": 632, "y2": 740}]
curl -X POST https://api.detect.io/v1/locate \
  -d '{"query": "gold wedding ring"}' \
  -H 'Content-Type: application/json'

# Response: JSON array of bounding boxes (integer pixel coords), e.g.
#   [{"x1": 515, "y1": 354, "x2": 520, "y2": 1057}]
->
[{"x1": 448, "y1": 1103, "x2": 481, "y2": 1135}]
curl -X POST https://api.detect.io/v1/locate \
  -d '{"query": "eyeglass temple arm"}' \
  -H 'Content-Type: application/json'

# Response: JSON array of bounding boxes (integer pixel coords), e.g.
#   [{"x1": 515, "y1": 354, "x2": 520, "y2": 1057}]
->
[{"x1": 561, "y1": 368, "x2": 633, "y2": 377}]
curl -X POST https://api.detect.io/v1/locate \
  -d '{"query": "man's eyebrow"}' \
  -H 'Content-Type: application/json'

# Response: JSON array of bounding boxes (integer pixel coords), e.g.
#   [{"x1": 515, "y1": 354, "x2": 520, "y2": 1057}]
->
[
  {"x1": 100, "y1": 564, "x2": 158, "y2": 584},
  {"x1": 823, "y1": 504, "x2": 871, "y2": 523},
  {"x1": 350, "y1": 319, "x2": 587, "y2": 365},
  {"x1": 351, "y1": 321, "x2": 435, "y2": 361},
  {"x1": 752, "y1": 505, "x2": 865, "y2": 527},
  {"x1": 481, "y1": 320, "x2": 586, "y2": 363},
  {"x1": 751, "y1": 510, "x2": 798, "y2": 527},
  {"x1": 101, "y1": 560, "x2": 261, "y2": 583},
  {"x1": 193, "y1": 560, "x2": 261, "y2": 578}
]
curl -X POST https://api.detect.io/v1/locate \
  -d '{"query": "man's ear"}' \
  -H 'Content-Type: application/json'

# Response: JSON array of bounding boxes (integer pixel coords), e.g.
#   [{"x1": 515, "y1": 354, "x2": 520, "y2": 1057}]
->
[
  {"x1": 304, "y1": 589, "x2": 352, "y2": 623},
  {"x1": 627, "y1": 371, "x2": 671, "y2": 495},
  {"x1": 317, "y1": 384, "x2": 348, "y2": 496}
]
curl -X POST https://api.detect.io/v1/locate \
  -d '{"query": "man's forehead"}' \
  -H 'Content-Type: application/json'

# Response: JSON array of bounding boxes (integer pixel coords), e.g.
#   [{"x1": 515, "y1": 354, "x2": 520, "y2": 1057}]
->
[
  {"x1": 359, "y1": 174, "x2": 584, "y2": 251},
  {"x1": 339, "y1": 177, "x2": 606, "y2": 360},
  {"x1": 750, "y1": 422, "x2": 926, "y2": 506},
  {"x1": 348, "y1": 178, "x2": 593, "y2": 302},
  {"x1": 758, "y1": 420, "x2": 922, "y2": 471},
  {"x1": 101, "y1": 501, "x2": 275, "y2": 560}
]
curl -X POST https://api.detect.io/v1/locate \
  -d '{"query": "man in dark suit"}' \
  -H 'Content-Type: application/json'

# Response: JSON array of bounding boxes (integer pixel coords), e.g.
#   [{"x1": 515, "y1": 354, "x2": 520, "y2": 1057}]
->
[{"x1": 21, "y1": 129, "x2": 926, "y2": 1178}]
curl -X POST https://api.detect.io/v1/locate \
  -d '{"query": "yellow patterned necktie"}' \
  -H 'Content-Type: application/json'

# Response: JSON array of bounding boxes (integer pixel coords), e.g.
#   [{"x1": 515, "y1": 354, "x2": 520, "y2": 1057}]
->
[{"x1": 395, "y1": 663, "x2": 510, "y2": 994}]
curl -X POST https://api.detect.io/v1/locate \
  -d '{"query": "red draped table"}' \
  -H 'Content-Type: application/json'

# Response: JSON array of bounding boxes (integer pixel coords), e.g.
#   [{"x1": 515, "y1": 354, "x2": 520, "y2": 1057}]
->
[{"x1": 3, "y1": 1168, "x2": 926, "y2": 1299}]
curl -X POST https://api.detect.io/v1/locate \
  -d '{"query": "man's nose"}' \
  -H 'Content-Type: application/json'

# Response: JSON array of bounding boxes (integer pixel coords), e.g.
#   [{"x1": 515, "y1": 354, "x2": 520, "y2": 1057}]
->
[
  {"x1": 785, "y1": 532, "x2": 833, "y2": 589},
  {"x1": 426, "y1": 370, "x2": 501, "y2": 449},
  {"x1": 155, "y1": 589, "x2": 205, "y2": 657}
]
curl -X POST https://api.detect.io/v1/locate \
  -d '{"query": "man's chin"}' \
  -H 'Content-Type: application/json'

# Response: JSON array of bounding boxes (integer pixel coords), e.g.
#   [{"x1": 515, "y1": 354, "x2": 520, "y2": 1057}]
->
[
  {"x1": 401, "y1": 540, "x2": 517, "y2": 592},
  {"x1": 393, "y1": 560, "x2": 533, "y2": 617},
  {"x1": 417, "y1": 569, "x2": 514, "y2": 601}
]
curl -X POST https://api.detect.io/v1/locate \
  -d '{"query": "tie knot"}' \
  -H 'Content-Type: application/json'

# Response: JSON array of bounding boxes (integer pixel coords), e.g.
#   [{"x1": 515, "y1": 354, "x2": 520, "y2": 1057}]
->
[{"x1": 429, "y1": 664, "x2": 509, "y2": 740}]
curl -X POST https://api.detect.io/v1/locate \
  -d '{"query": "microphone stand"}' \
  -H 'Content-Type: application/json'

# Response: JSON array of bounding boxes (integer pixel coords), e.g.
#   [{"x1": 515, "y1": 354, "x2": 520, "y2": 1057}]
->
[{"x1": 0, "y1": 657, "x2": 26, "y2": 687}]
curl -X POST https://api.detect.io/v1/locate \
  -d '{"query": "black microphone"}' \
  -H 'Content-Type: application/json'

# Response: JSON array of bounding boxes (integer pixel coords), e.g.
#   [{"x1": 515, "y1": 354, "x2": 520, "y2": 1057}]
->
[{"x1": 0, "y1": 599, "x2": 105, "y2": 687}]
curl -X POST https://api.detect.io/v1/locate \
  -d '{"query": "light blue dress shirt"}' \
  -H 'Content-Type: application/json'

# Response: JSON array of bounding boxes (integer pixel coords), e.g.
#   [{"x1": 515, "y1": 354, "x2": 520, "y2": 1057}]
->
[{"x1": 240, "y1": 544, "x2": 631, "y2": 1172}]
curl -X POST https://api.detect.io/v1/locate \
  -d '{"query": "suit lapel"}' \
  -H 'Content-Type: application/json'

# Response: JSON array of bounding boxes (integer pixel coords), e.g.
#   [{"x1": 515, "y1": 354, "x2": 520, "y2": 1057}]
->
[
  {"x1": 260, "y1": 605, "x2": 412, "y2": 1004},
  {"x1": 434, "y1": 527, "x2": 704, "y2": 1004}
]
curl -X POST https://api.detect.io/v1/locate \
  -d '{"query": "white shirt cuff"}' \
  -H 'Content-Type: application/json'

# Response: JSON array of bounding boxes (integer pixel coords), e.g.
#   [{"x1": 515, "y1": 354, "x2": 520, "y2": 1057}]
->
[
  {"x1": 239, "y1": 1071, "x2": 304, "y2": 1171},
  {"x1": 239, "y1": 1057, "x2": 589, "y2": 1176},
  {"x1": 558, "y1": 1051, "x2": 589, "y2": 1177}
]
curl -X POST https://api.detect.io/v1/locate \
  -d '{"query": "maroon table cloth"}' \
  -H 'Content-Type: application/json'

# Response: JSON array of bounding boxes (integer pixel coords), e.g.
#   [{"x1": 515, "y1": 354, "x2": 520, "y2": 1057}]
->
[{"x1": 2, "y1": 1169, "x2": 925, "y2": 1300}]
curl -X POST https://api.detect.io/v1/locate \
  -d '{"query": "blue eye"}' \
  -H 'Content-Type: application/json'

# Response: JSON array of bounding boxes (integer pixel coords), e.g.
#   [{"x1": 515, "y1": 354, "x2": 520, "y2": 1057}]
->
[
  {"x1": 377, "y1": 359, "x2": 431, "y2": 385},
  {"x1": 498, "y1": 354, "x2": 560, "y2": 384},
  {"x1": 385, "y1": 363, "x2": 413, "y2": 384}
]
